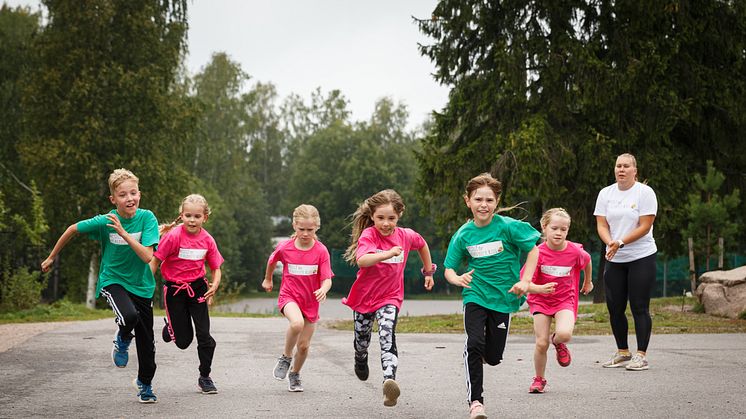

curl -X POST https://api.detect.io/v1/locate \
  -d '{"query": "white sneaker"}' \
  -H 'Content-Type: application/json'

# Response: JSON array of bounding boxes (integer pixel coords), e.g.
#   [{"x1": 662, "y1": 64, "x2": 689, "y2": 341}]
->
[
  {"x1": 469, "y1": 400, "x2": 487, "y2": 419},
  {"x1": 602, "y1": 351, "x2": 632, "y2": 368},
  {"x1": 625, "y1": 353, "x2": 649, "y2": 371}
]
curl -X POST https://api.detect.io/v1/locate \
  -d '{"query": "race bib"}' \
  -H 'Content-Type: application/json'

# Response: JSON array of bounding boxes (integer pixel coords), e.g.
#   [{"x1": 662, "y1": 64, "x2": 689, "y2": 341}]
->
[
  {"x1": 178, "y1": 248, "x2": 207, "y2": 261},
  {"x1": 466, "y1": 241, "x2": 503, "y2": 258},
  {"x1": 540, "y1": 265, "x2": 572, "y2": 277},
  {"x1": 108, "y1": 232, "x2": 141, "y2": 245},
  {"x1": 287, "y1": 264, "x2": 319, "y2": 275}
]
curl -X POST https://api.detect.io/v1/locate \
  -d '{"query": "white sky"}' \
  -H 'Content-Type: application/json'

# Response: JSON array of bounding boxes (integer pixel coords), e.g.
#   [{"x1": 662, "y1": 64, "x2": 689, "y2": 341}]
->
[{"x1": 7, "y1": 0, "x2": 450, "y2": 129}]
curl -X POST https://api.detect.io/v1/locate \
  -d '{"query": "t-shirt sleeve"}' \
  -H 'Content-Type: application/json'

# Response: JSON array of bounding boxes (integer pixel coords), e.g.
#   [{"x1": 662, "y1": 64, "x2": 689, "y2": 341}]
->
[
  {"x1": 444, "y1": 232, "x2": 464, "y2": 270},
  {"x1": 355, "y1": 228, "x2": 378, "y2": 259},
  {"x1": 593, "y1": 187, "x2": 607, "y2": 216},
  {"x1": 576, "y1": 244, "x2": 591, "y2": 270},
  {"x1": 141, "y1": 211, "x2": 159, "y2": 247},
  {"x1": 318, "y1": 245, "x2": 334, "y2": 279},
  {"x1": 406, "y1": 228, "x2": 426, "y2": 251},
  {"x1": 206, "y1": 236, "x2": 224, "y2": 270},
  {"x1": 153, "y1": 229, "x2": 177, "y2": 261},
  {"x1": 268, "y1": 241, "x2": 284, "y2": 265},
  {"x1": 76, "y1": 214, "x2": 107, "y2": 240},
  {"x1": 509, "y1": 220, "x2": 541, "y2": 253},
  {"x1": 639, "y1": 185, "x2": 658, "y2": 216}
]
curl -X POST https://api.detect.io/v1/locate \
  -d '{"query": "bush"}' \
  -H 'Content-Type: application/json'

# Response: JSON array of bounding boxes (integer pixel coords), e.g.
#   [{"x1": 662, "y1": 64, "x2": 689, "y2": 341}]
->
[{"x1": 0, "y1": 267, "x2": 45, "y2": 311}]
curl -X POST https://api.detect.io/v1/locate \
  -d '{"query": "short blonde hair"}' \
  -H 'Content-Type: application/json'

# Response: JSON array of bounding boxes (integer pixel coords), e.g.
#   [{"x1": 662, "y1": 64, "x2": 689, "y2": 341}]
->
[
  {"x1": 108, "y1": 168, "x2": 139, "y2": 194},
  {"x1": 540, "y1": 207, "x2": 571, "y2": 230},
  {"x1": 180, "y1": 194, "x2": 211, "y2": 216},
  {"x1": 292, "y1": 204, "x2": 321, "y2": 240}
]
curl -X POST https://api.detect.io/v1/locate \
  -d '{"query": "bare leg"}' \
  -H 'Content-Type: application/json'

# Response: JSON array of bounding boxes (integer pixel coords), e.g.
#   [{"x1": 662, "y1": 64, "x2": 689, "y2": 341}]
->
[
  {"x1": 282, "y1": 302, "x2": 305, "y2": 358},
  {"x1": 552, "y1": 310, "x2": 576, "y2": 344},
  {"x1": 532, "y1": 313, "x2": 552, "y2": 378},
  {"x1": 291, "y1": 319, "x2": 316, "y2": 373}
]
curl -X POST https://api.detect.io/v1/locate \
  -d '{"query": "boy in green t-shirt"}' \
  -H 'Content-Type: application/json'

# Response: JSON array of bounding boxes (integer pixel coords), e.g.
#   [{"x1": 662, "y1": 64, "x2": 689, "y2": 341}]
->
[{"x1": 41, "y1": 168, "x2": 160, "y2": 403}]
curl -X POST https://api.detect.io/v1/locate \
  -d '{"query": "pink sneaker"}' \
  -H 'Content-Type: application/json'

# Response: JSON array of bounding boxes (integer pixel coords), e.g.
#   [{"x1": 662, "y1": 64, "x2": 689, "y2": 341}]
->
[
  {"x1": 529, "y1": 376, "x2": 547, "y2": 393},
  {"x1": 469, "y1": 400, "x2": 487, "y2": 419},
  {"x1": 552, "y1": 333, "x2": 571, "y2": 367}
]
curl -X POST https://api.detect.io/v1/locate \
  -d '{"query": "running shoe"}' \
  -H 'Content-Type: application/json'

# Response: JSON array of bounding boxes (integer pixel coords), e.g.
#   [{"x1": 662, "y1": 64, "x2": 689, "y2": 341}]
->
[
  {"x1": 469, "y1": 400, "x2": 487, "y2": 419},
  {"x1": 552, "y1": 333, "x2": 571, "y2": 367},
  {"x1": 112, "y1": 331, "x2": 132, "y2": 368},
  {"x1": 198, "y1": 375, "x2": 218, "y2": 394},
  {"x1": 273, "y1": 354, "x2": 292, "y2": 380},
  {"x1": 162, "y1": 318, "x2": 172, "y2": 343},
  {"x1": 134, "y1": 378, "x2": 158, "y2": 403},
  {"x1": 602, "y1": 351, "x2": 632, "y2": 368},
  {"x1": 625, "y1": 353, "x2": 649, "y2": 371},
  {"x1": 288, "y1": 372, "x2": 303, "y2": 392},
  {"x1": 529, "y1": 376, "x2": 547, "y2": 393},
  {"x1": 354, "y1": 355, "x2": 369, "y2": 381},
  {"x1": 382, "y1": 379, "x2": 400, "y2": 407}
]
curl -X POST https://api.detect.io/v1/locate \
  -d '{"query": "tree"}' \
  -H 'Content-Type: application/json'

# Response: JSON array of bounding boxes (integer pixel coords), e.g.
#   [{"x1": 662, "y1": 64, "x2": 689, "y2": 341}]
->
[
  {"x1": 17, "y1": 0, "x2": 193, "y2": 301},
  {"x1": 683, "y1": 161, "x2": 740, "y2": 271}
]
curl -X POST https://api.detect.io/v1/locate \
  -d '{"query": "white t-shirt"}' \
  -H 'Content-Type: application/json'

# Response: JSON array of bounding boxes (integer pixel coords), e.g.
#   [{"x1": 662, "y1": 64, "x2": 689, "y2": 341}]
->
[{"x1": 594, "y1": 181, "x2": 657, "y2": 263}]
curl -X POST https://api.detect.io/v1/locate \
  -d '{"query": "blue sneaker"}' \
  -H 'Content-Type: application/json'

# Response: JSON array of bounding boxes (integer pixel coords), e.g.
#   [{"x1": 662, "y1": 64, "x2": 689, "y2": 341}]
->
[
  {"x1": 112, "y1": 331, "x2": 132, "y2": 368},
  {"x1": 134, "y1": 378, "x2": 158, "y2": 403}
]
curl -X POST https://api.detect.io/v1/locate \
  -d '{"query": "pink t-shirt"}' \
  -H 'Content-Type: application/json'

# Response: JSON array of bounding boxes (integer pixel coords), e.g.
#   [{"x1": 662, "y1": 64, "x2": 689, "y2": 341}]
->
[
  {"x1": 342, "y1": 226, "x2": 426, "y2": 313},
  {"x1": 526, "y1": 241, "x2": 590, "y2": 317},
  {"x1": 269, "y1": 239, "x2": 334, "y2": 323},
  {"x1": 154, "y1": 225, "x2": 224, "y2": 283}
]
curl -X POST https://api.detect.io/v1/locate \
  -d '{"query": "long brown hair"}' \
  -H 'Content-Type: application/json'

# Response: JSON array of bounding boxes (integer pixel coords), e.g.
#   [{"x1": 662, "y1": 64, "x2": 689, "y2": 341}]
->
[
  {"x1": 464, "y1": 173, "x2": 522, "y2": 214},
  {"x1": 344, "y1": 189, "x2": 405, "y2": 264}
]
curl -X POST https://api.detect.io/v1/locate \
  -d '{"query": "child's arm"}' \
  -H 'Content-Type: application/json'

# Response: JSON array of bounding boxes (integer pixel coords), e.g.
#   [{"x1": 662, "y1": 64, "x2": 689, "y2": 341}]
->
[
  {"x1": 204, "y1": 267, "x2": 222, "y2": 305},
  {"x1": 106, "y1": 214, "x2": 153, "y2": 263},
  {"x1": 314, "y1": 278, "x2": 332, "y2": 303},
  {"x1": 41, "y1": 224, "x2": 79, "y2": 272},
  {"x1": 527, "y1": 281, "x2": 557, "y2": 294},
  {"x1": 581, "y1": 263, "x2": 594, "y2": 295},
  {"x1": 444, "y1": 267, "x2": 473, "y2": 289},
  {"x1": 509, "y1": 246, "x2": 539, "y2": 297},
  {"x1": 149, "y1": 257, "x2": 161, "y2": 276},
  {"x1": 357, "y1": 246, "x2": 402, "y2": 268},
  {"x1": 262, "y1": 261, "x2": 278, "y2": 292},
  {"x1": 417, "y1": 243, "x2": 435, "y2": 291}
]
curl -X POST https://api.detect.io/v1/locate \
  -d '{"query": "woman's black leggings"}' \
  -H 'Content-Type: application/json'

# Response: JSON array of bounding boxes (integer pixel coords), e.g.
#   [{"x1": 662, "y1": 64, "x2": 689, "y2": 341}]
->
[{"x1": 604, "y1": 253, "x2": 657, "y2": 352}]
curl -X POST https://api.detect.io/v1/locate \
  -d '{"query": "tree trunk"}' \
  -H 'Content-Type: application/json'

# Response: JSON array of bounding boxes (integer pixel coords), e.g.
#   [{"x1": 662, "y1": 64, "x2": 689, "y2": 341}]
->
[
  {"x1": 718, "y1": 237, "x2": 724, "y2": 269},
  {"x1": 688, "y1": 237, "x2": 697, "y2": 296},
  {"x1": 86, "y1": 252, "x2": 99, "y2": 309}
]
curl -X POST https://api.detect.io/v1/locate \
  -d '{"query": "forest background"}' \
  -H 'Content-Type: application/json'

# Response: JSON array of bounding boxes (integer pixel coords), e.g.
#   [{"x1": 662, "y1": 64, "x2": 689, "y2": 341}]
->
[{"x1": 1, "y1": 1, "x2": 744, "y2": 310}]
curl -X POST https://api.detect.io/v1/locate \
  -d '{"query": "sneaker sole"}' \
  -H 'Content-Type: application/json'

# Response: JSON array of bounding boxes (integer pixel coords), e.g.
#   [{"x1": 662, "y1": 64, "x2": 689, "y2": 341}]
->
[
  {"x1": 198, "y1": 386, "x2": 218, "y2": 394},
  {"x1": 529, "y1": 388, "x2": 546, "y2": 394},
  {"x1": 625, "y1": 365, "x2": 649, "y2": 371},
  {"x1": 288, "y1": 386, "x2": 304, "y2": 392},
  {"x1": 383, "y1": 379, "x2": 400, "y2": 407},
  {"x1": 602, "y1": 361, "x2": 630, "y2": 368}
]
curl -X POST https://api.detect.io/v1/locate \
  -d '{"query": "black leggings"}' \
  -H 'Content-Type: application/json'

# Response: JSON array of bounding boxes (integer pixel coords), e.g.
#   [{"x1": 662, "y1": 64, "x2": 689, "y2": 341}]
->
[
  {"x1": 604, "y1": 253, "x2": 657, "y2": 352},
  {"x1": 100, "y1": 284, "x2": 156, "y2": 385}
]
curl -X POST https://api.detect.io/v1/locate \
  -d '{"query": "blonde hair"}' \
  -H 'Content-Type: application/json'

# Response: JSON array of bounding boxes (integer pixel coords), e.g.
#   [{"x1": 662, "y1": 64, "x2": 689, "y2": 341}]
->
[
  {"x1": 540, "y1": 207, "x2": 571, "y2": 231},
  {"x1": 159, "y1": 194, "x2": 211, "y2": 236},
  {"x1": 617, "y1": 153, "x2": 639, "y2": 181},
  {"x1": 464, "y1": 172, "x2": 522, "y2": 215},
  {"x1": 108, "y1": 168, "x2": 139, "y2": 195},
  {"x1": 291, "y1": 204, "x2": 321, "y2": 240},
  {"x1": 344, "y1": 189, "x2": 405, "y2": 264}
]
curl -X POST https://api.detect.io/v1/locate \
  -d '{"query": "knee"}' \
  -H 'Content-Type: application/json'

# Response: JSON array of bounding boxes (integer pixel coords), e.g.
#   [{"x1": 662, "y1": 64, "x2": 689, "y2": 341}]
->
[
  {"x1": 535, "y1": 338, "x2": 550, "y2": 353},
  {"x1": 175, "y1": 335, "x2": 193, "y2": 350},
  {"x1": 289, "y1": 320, "x2": 304, "y2": 335},
  {"x1": 554, "y1": 331, "x2": 572, "y2": 344},
  {"x1": 120, "y1": 312, "x2": 139, "y2": 328}
]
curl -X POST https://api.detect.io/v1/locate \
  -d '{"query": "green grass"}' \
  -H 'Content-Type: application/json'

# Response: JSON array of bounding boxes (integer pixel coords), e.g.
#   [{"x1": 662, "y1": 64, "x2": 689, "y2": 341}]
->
[
  {"x1": 326, "y1": 296, "x2": 746, "y2": 334},
  {"x1": 0, "y1": 300, "x2": 112, "y2": 324}
]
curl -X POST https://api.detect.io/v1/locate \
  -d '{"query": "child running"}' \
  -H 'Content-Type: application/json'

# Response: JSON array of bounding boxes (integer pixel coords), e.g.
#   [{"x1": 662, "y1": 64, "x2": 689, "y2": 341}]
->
[
  {"x1": 342, "y1": 189, "x2": 435, "y2": 407},
  {"x1": 443, "y1": 173, "x2": 554, "y2": 419},
  {"x1": 151, "y1": 194, "x2": 224, "y2": 394},
  {"x1": 41, "y1": 168, "x2": 160, "y2": 403},
  {"x1": 262, "y1": 204, "x2": 333, "y2": 392},
  {"x1": 526, "y1": 208, "x2": 592, "y2": 394}
]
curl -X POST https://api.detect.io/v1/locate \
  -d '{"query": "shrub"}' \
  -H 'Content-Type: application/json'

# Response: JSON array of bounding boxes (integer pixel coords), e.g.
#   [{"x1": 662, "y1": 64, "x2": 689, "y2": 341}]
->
[{"x1": 0, "y1": 267, "x2": 45, "y2": 311}]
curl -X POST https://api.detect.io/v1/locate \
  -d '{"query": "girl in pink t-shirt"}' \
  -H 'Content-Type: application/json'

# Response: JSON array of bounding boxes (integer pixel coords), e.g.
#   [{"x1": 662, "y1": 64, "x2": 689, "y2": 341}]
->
[
  {"x1": 151, "y1": 194, "x2": 224, "y2": 395},
  {"x1": 526, "y1": 208, "x2": 592, "y2": 394},
  {"x1": 342, "y1": 189, "x2": 435, "y2": 407},
  {"x1": 262, "y1": 204, "x2": 333, "y2": 392}
]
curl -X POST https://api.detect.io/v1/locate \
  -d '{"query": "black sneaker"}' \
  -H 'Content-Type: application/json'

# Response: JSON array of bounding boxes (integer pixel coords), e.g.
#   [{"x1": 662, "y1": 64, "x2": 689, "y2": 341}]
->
[
  {"x1": 162, "y1": 318, "x2": 171, "y2": 343},
  {"x1": 354, "y1": 356, "x2": 369, "y2": 381},
  {"x1": 198, "y1": 376, "x2": 218, "y2": 394}
]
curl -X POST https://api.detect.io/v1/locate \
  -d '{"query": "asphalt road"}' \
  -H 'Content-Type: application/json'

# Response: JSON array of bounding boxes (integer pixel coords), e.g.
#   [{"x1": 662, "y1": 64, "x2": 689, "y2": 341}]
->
[{"x1": 1, "y1": 316, "x2": 745, "y2": 418}]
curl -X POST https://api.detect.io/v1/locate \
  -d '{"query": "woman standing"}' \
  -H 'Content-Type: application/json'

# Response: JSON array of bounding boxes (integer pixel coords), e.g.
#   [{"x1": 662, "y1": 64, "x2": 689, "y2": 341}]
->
[{"x1": 594, "y1": 153, "x2": 658, "y2": 371}]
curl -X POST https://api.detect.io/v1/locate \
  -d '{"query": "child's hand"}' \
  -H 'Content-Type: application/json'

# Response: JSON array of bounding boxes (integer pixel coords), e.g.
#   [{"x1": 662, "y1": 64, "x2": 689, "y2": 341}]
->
[
  {"x1": 581, "y1": 281, "x2": 594, "y2": 295},
  {"x1": 314, "y1": 287, "x2": 328, "y2": 303},
  {"x1": 509, "y1": 280, "x2": 530, "y2": 297},
  {"x1": 424, "y1": 275, "x2": 434, "y2": 291},
  {"x1": 106, "y1": 214, "x2": 125, "y2": 235},
  {"x1": 534, "y1": 282, "x2": 557, "y2": 294},
  {"x1": 448, "y1": 269, "x2": 473, "y2": 288},
  {"x1": 41, "y1": 257, "x2": 54, "y2": 272},
  {"x1": 204, "y1": 283, "x2": 219, "y2": 305},
  {"x1": 389, "y1": 246, "x2": 403, "y2": 257},
  {"x1": 261, "y1": 278, "x2": 273, "y2": 292}
]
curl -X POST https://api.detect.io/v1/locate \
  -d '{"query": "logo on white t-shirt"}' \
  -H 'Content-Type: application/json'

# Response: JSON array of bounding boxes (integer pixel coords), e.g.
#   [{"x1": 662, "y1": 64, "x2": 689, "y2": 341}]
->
[
  {"x1": 108, "y1": 232, "x2": 141, "y2": 245},
  {"x1": 178, "y1": 248, "x2": 207, "y2": 261},
  {"x1": 540, "y1": 265, "x2": 572, "y2": 277},
  {"x1": 376, "y1": 249, "x2": 404, "y2": 264},
  {"x1": 287, "y1": 264, "x2": 319, "y2": 275},
  {"x1": 466, "y1": 241, "x2": 503, "y2": 258}
]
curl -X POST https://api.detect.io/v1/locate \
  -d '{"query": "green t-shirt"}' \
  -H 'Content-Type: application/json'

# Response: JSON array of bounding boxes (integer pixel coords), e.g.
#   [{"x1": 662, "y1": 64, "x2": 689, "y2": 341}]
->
[
  {"x1": 76, "y1": 208, "x2": 159, "y2": 298},
  {"x1": 444, "y1": 214, "x2": 540, "y2": 313}
]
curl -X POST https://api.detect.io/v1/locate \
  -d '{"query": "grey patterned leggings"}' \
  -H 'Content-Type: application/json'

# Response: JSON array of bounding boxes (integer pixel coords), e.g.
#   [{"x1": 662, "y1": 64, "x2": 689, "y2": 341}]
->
[{"x1": 354, "y1": 304, "x2": 399, "y2": 380}]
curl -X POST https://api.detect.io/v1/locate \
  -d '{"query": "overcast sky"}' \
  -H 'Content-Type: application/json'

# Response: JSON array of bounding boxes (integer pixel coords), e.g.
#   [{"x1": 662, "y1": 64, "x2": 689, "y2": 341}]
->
[{"x1": 7, "y1": 0, "x2": 450, "y2": 129}]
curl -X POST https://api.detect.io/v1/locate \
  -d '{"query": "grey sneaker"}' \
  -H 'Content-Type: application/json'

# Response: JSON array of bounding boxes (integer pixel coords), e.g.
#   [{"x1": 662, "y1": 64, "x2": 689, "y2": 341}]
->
[
  {"x1": 602, "y1": 351, "x2": 632, "y2": 368},
  {"x1": 273, "y1": 355, "x2": 292, "y2": 380},
  {"x1": 625, "y1": 353, "x2": 649, "y2": 371},
  {"x1": 288, "y1": 372, "x2": 303, "y2": 392},
  {"x1": 382, "y1": 379, "x2": 400, "y2": 407}
]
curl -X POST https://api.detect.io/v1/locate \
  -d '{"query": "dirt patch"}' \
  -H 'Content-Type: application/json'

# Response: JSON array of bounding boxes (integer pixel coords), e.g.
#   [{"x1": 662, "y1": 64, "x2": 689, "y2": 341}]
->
[
  {"x1": 662, "y1": 304, "x2": 695, "y2": 313},
  {"x1": 0, "y1": 322, "x2": 74, "y2": 353}
]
